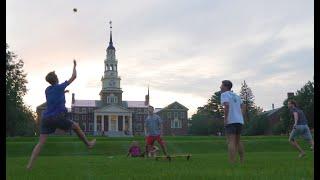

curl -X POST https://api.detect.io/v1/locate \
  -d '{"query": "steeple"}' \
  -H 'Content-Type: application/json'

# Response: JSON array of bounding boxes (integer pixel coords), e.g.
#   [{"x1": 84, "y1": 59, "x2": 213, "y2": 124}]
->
[
  {"x1": 107, "y1": 21, "x2": 115, "y2": 50},
  {"x1": 145, "y1": 85, "x2": 150, "y2": 106}
]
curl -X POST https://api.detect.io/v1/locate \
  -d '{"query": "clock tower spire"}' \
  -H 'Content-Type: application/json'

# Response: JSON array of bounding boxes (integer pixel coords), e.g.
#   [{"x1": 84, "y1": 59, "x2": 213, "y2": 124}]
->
[{"x1": 100, "y1": 20, "x2": 123, "y2": 106}]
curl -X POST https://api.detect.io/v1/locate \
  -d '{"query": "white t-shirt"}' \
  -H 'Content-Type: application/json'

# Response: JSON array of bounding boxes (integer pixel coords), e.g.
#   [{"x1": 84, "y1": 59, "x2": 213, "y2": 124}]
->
[{"x1": 220, "y1": 91, "x2": 244, "y2": 124}]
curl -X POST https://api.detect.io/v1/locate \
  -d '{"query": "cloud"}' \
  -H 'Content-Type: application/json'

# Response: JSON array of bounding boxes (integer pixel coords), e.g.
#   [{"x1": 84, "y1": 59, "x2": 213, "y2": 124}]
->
[{"x1": 6, "y1": 0, "x2": 313, "y2": 114}]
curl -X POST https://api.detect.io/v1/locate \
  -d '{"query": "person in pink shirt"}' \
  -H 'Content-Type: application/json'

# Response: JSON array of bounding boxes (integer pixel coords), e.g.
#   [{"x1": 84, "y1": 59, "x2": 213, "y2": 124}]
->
[{"x1": 127, "y1": 141, "x2": 144, "y2": 157}]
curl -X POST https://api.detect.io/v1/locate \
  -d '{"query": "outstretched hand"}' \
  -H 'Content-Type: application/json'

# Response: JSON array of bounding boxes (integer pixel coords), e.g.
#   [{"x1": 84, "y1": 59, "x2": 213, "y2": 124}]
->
[
  {"x1": 73, "y1": 59, "x2": 77, "y2": 67},
  {"x1": 64, "y1": 90, "x2": 69, "y2": 93}
]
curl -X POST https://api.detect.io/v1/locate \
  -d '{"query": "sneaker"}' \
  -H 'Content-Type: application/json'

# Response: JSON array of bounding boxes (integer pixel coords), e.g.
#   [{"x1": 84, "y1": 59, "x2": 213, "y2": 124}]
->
[
  {"x1": 166, "y1": 155, "x2": 171, "y2": 162},
  {"x1": 298, "y1": 152, "x2": 306, "y2": 158},
  {"x1": 88, "y1": 139, "x2": 96, "y2": 149}
]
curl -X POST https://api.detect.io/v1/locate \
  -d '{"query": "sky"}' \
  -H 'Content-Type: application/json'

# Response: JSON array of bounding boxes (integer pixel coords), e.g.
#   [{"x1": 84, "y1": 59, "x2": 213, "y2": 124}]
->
[{"x1": 6, "y1": 0, "x2": 314, "y2": 117}]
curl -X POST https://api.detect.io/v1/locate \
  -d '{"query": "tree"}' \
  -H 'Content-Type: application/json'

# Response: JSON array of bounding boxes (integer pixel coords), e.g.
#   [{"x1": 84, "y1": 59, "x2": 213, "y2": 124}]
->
[
  {"x1": 6, "y1": 44, "x2": 36, "y2": 136},
  {"x1": 243, "y1": 114, "x2": 269, "y2": 135},
  {"x1": 190, "y1": 91, "x2": 224, "y2": 135},
  {"x1": 239, "y1": 80, "x2": 256, "y2": 123}
]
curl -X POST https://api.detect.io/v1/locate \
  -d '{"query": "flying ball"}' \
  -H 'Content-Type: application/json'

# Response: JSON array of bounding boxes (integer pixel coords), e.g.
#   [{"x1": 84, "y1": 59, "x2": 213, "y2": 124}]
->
[{"x1": 73, "y1": 8, "x2": 77, "y2": 13}]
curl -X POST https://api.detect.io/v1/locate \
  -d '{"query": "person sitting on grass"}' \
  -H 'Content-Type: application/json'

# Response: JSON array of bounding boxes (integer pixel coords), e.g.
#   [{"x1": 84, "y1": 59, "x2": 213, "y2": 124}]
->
[
  {"x1": 148, "y1": 145, "x2": 159, "y2": 157},
  {"x1": 127, "y1": 141, "x2": 145, "y2": 157},
  {"x1": 26, "y1": 60, "x2": 96, "y2": 170}
]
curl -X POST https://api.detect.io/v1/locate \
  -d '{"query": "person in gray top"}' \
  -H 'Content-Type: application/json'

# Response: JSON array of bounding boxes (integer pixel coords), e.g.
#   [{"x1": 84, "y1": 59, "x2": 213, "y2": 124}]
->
[
  {"x1": 144, "y1": 106, "x2": 170, "y2": 159},
  {"x1": 288, "y1": 100, "x2": 314, "y2": 158}
]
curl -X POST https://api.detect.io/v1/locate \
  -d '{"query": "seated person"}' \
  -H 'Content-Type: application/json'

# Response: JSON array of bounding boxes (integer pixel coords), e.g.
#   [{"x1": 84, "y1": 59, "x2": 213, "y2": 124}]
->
[{"x1": 127, "y1": 141, "x2": 144, "y2": 157}]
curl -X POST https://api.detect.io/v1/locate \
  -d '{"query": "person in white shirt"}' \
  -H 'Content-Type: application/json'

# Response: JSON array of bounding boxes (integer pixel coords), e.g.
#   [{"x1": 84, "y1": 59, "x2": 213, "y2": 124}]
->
[{"x1": 220, "y1": 80, "x2": 245, "y2": 163}]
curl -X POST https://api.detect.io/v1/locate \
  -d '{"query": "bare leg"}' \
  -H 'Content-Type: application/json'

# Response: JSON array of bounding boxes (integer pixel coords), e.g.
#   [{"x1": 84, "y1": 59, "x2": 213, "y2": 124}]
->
[
  {"x1": 159, "y1": 143, "x2": 169, "y2": 156},
  {"x1": 147, "y1": 144, "x2": 153, "y2": 157},
  {"x1": 26, "y1": 134, "x2": 48, "y2": 170},
  {"x1": 290, "y1": 140, "x2": 305, "y2": 157},
  {"x1": 309, "y1": 140, "x2": 314, "y2": 151},
  {"x1": 235, "y1": 134, "x2": 244, "y2": 163},
  {"x1": 71, "y1": 122, "x2": 96, "y2": 148},
  {"x1": 226, "y1": 134, "x2": 237, "y2": 163}
]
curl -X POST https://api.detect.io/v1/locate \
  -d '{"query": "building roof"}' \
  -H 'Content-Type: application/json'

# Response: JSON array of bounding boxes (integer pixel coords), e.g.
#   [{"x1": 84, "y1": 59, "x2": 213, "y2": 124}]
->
[
  {"x1": 36, "y1": 102, "x2": 47, "y2": 109},
  {"x1": 154, "y1": 108, "x2": 162, "y2": 113},
  {"x1": 72, "y1": 100, "x2": 98, "y2": 107},
  {"x1": 126, "y1": 101, "x2": 148, "y2": 108},
  {"x1": 158, "y1": 101, "x2": 189, "y2": 113},
  {"x1": 72, "y1": 100, "x2": 148, "y2": 108},
  {"x1": 260, "y1": 107, "x2": 282, "y2": 116}
]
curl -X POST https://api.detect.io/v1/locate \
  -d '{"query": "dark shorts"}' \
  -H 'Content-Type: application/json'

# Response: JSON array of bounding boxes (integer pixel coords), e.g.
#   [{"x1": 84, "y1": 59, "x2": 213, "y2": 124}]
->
[
  {"x1": 225, "y1": 123, "x2": 243, "y2": 135},
  {"x1": 146, "y1": 135, "x2": 165, "y2": 146},
  {"x1": 40, "y1": 112, "x2": 74, "y2": 134}
]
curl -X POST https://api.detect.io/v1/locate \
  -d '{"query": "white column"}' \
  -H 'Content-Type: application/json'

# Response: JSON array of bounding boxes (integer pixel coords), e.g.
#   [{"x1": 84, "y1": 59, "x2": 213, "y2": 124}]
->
[
  {"x1": 122, "y1": 116, "x2": 125, "y2": 131},
  {"x1": 94, "y1": 115, "x2": 97, "y2": 135},
  {"x1": 116, "y1": 115, "x2": 119, "y2": 132},
  {"x1": 129, "y1": 116, "x2": 132, "y2": 132},
  {"x1": 101, "y1": 115, "x2": 105, "y2": 132},
  {"x1": 108, "y1": 115, "x2": 111, "y2": 131}
]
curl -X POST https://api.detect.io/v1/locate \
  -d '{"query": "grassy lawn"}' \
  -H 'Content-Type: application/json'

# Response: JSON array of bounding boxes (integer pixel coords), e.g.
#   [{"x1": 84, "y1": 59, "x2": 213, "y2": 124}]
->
[{"x1": 6, "y1": 136, "x2": 314, "y2": 180}]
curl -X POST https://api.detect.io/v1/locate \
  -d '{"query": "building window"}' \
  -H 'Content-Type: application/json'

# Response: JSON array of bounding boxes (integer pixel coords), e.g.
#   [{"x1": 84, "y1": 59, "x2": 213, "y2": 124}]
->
[
  {"x1": 171, "y1": 118, "x2": 182, "y2": 128},
  {"x1": 82, "y1": 115, "x2": 86, "y2": 121},
  {"x1": 180, "y1": 112, "x2": 185, "y2": 118},
  {"x1": 81, "y1": 108, "x2": 86, "y2": 113},
  {"x1": 74, "y1": 114, "x2": 79, "y2": 121},
  {"x1": 89, "y1": 123, "x2": 93, "y2": 131},
  {"x1": 174, "y1": 112, "x2": 178, "y2": 118},
  {"x1": 97, "y1": 123, "x2": 101, "y2": 131},
  {"x1": 82, "y1": 123, "x2": 86, "y2": 131},
  {"x1": 107, "y1": 94, "x2": 118, "y2": 104},
  {"x1": 167, "y1": 112, "x2": 171, "y2": 118},
  {"x1": 75, "y1": 108, "x2": 79, "y2": 113},
  {"x1": 135, "y1": 123, "x2": 142, "y2": 131}
]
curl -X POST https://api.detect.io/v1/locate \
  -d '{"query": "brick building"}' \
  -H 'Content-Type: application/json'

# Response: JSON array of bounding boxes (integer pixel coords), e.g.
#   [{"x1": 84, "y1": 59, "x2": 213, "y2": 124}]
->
[{"x1": 36, "y1": 22, "x2": 189, "y2": 136}]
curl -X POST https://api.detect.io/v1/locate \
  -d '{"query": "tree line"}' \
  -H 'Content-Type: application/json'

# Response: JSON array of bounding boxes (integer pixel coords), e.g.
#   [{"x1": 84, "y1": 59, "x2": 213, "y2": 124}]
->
[
  {"x1": 6, "y1": 44, "x2": 37, "y2": 136},
  {"x1": 189, "y1": 80, "x2": 314, "y2": 136}
]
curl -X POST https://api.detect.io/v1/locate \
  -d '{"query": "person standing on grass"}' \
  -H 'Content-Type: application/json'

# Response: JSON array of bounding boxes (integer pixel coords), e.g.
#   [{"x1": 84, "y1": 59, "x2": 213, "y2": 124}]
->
[
  {"x1": 220, "y1": 80, "x2": 245, "y2": 163},
  {"x1": 144, "y1": 106, "x2": 170, "y2": 160},
  {"x1": 287, "y1": 100, "x2": 314, "y2": 158},
  {"x1": 27, "y1": 60, "x2": 96, "y2": 170}
]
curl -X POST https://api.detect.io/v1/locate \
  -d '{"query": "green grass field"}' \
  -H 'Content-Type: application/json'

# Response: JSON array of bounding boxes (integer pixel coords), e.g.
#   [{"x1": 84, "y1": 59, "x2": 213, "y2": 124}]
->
[{"x1": 6, "y1": 136, "x2": 313, "y2": 180}]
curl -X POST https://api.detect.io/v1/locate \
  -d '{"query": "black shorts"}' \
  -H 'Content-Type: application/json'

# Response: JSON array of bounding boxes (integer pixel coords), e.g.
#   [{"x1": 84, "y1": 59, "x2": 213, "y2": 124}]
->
[
  {"x1": 40, "y1": 112, "x2": 74, "y2": 134},
  {"x1": 225, "y1": 123, "x2": 243, "y2": 135}
]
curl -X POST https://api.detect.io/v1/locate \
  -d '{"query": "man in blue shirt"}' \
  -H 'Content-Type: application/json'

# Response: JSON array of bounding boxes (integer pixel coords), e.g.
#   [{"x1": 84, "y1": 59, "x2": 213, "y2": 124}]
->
[
  {"x1": 144, "y1": 106, "x2": 170, "y2": 160},
  {"x1": 288, "y1": 100, "x2": 314, "y2": 158},
  {"x1": 27, "y1": 60, "x2": 96, "y2": 170}
]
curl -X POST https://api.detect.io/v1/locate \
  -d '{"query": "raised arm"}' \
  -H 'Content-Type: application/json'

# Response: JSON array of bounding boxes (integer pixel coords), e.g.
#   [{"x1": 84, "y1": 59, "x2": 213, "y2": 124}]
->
[{"x1": 67, "y1": 60, "x2": 77, "y2": 85}]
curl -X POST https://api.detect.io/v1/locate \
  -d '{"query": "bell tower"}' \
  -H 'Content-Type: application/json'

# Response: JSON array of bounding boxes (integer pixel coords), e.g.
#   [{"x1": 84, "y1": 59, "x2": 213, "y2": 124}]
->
[{"x1": 100, "y1": 21, "x2": 123, "y2": 106}]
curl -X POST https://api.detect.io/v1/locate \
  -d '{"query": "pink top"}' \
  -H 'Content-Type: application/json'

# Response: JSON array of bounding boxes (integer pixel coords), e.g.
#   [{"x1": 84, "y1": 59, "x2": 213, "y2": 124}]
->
[{"x1": 129, "y1": 146, "x2": 141, "y2": 156}]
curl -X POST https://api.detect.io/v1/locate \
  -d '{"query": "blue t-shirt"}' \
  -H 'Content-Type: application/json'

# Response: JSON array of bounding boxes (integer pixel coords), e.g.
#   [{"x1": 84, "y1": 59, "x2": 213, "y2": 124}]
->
[
  {"x1": 290, "y1": 107, "x2": 308, "y2": 125},
  {"x1": 144, "y1": 114, "x2": 163, "y2": 136},
  {"x1": 42, "y1": 81, "x2": 69, "y2": 118}
]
